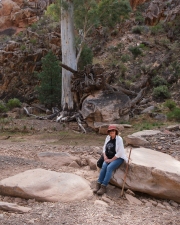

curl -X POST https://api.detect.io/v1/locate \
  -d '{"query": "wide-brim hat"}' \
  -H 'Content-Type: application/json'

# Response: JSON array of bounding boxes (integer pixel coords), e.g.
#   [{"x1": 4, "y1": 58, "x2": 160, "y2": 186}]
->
[{"x1": 107, "y1": 124, "x2": 119, "y2": 134}]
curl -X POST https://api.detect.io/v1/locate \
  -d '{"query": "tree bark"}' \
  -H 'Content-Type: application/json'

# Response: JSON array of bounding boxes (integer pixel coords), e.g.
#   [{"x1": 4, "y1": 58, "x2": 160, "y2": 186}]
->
[{"x1": 61, "y1": 1, "x2": 77, "y2": 110}]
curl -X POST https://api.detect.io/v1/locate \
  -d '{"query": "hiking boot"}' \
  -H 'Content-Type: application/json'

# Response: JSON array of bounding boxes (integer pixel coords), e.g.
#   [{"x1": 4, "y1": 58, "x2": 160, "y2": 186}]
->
[
  {"x1": 93, "y1": 182, "x2": 101, "y2": 194},
  {"x1": 97, "y1": 184, "x2": 106, "y2": 195}
]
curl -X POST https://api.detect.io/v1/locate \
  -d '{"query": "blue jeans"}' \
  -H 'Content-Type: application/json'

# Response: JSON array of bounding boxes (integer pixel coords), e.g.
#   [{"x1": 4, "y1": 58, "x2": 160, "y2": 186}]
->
[{"x1": 98, "y1": 158, "x2": 124, "y2": 186}]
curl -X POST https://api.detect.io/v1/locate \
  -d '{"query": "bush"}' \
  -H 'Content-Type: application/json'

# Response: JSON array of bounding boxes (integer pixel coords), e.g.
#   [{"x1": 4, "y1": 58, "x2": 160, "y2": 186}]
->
[
  {"x1": 164, "y1": 100, "x2": 176, "y2": 111},
  {"x1": 152, "y1": 76, "x2": 167, "y2": 87},
  {"x1": 132, "y1": 26, "x2": 142, "y2": 34},
  {"x1": 30, "y1": 23, "x2": 38, "y2": 31},
  {"x1": 150, "y1": 23, "x2": 164, "y2": 35},
  {"x1": 153, "y1": 85, "x2": 171, "y2": 99},
  {"x1": 7, "y1": 98, "x2": 21, "y2": 110},
  {"x1": 0, "y1": 103, "x2": 7, "y2": 113},
  {"x1": 20, "y1": 45, "x2": 26, "y2": 51},
  {"x1": 78, "y1": 44, "x2": 93, "y2": 70},
  {"x1": 121, "y1": 54, "x2": 130, "y2": 62},
  {"x1": 30, "y1": 38, "x2": 37, "y2": 45},
  {"x1": 167, "y1": 107, "x2": 180, "y2": 122},
  {"x1": 119, "y1": 62, "x2": 127, "y2": 76},
  {"x1": 36, "y1": 51, "x2": 61, "y2": 107},
  {"x1": 128, "y1": 46, "x2": 142, "y2": 58}
]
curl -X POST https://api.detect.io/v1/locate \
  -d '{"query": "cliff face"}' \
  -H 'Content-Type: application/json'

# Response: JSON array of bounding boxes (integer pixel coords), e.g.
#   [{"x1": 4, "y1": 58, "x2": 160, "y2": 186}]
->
[
  {"x1": 0, "y1": 23, "x2": 61, "y2": 103},
  {"x1": 145, "y1": 0, "x2": 180, "y2": 25},
  {"x1": 0, "y1": 0, "x2": 54, "y2": 30}
]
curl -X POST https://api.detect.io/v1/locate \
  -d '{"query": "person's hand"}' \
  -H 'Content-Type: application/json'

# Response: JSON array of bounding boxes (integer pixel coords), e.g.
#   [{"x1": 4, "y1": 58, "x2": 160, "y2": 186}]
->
[{"x1": 105, "y1": 158, "x2": 112, "y2": 163}]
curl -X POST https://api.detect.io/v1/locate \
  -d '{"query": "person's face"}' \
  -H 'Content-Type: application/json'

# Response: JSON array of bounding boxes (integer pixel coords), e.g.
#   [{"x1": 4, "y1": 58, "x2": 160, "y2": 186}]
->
[{"x1": 109, "y1": 129, "x2": 116, "y2": 139}]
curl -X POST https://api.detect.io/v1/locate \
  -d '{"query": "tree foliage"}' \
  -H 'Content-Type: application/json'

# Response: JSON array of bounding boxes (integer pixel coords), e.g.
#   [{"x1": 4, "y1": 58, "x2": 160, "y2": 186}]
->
[
  {"x1": 98, "y1": 0, "x2": 131, "y2": 27},
  {"x1": 36, "y1": 51, "x2": 62, "y2": 108},
  {"x1": 46, "y1": 0, "x2": 131, "y2": 65}
]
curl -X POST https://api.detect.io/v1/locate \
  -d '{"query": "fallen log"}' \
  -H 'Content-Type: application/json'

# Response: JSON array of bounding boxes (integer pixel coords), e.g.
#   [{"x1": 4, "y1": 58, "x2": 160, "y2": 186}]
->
[{"x1": 131, "y1": 87, "x2": 147, "y2": 107}]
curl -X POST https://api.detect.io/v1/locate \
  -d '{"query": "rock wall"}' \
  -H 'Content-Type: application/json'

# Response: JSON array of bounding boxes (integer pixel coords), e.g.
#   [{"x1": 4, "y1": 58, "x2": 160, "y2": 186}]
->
[
  {"x1": 0, "y1": 27, "x2": 61, "y2": 103},
  {"x1": 0, "y1": 0, "x2": 54, "y2": 30}
]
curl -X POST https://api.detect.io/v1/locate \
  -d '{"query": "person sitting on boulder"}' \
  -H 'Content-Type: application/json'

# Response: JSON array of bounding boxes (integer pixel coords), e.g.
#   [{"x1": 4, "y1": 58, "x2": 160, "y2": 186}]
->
[{"x1": 93, "y1": 124, "x2": 127, "y2": 195}]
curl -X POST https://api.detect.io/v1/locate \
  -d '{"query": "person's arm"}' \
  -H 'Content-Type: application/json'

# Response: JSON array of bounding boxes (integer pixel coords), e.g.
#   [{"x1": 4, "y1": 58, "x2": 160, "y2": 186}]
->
[
  {"x1": 103, "y1": 136, "x2": 109, "y2": 161},
  {"x1": 106, "y1": 156, "x2": 117, "y2": 163},
  {"x1": 115, "y1": 136, "x2": 128, "y2": 162}
]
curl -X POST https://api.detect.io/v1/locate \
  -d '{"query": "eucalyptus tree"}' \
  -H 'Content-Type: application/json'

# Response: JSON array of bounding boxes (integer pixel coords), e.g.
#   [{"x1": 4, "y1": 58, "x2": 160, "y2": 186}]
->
[{"x1": 47, "y1": 0, "x2": 131, "y2": 110}]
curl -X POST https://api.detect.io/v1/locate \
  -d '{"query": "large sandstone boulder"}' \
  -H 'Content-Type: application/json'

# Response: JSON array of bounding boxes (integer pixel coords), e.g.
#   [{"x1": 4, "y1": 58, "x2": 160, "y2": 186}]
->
[
  {"x1": 81, "y1": 90, "x2": 131, "y2": 128},
  {"x1": 0, "y1": 169, "x2": 92, "y2": 202},
  {"x1": 111, "y1": 147, "x2": 180, "y2": 203}
]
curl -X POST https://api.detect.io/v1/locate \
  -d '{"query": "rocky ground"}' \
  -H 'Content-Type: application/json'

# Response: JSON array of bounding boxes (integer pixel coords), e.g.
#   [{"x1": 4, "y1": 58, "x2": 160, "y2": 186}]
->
[{"x1": 0, "y1": 118, "x2": 180, "y2": 225}]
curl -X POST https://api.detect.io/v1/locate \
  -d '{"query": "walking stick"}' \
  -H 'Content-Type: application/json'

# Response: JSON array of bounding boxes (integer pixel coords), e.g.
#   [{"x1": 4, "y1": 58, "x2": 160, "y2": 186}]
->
[{"x1": 120, "y1": 147, "x2": 132, "y2": 197}]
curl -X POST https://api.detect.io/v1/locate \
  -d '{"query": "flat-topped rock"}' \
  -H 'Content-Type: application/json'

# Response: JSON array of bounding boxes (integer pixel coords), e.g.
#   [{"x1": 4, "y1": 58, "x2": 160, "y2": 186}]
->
[
  {"x1": 131, "y1": 130, "x2": 161, "y2": 137},
  {"x1": 125, "y1": 130, "x2": 162, "y2": 147},
  {"x1": 111, "y1": 147, "x2": 180, "y2": 203}
]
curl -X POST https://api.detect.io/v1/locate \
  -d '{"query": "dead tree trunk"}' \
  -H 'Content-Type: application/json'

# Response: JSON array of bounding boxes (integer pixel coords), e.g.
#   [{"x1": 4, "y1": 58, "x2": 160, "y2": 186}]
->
[{"x1": 61, "y1": 1, "x2": 77, "y2": 111}]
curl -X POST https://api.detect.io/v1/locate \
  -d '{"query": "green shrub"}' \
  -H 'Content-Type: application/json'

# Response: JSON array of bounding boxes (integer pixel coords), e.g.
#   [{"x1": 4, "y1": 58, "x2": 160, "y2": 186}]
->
[
  {"x1": 128, "y1": 46, "x2": 142, "y2": 58},
  {"x1": 119, "y1": 62, "x2": 127, "y2": 76},
  {"x1": 132, "y1": 26, "x2": 142, "y2": 34},
  {"x1": 7, "y1": 98, "x2": 21, "y2": 110},
  {"x1": 139, "y1": 43, "x2": 146, "y2": 49},
  {"x1": 30, "y1": 38, "x2": 37, "y2": 45},
  {"x1": 36, "y1": 51, "x2": 61, "y2": 107},
  {"x1": 164, "y1": 100, "x2": 176, "y2": 111},
  {"x1": 121, "y1": 54, "x2": 130, "y2": 62},
  {"x1": 20, "y1": 45, "x2": 26, "y2": 51},
  {"x1": 134, "y1": 10, "x2": 144, "y2": 24},
  {"x1": 150, "y1": 23, "x2": 164, "y2": 35},
  {"x1": 78, "y1": 44, "x2": 93, "y2": 69},
  {"x1": 0, "y1": 103, "x2": 7, "y2": 113},
  {"x1": 153, "y1": 85, "x2": 171, "y2": 99},
  {"x1": 152, "y1": 76, "x2": 167, "y2": 87},
  {"x1": 30, "y1": 23, "x2": 38, "y2": 31},
  {"x1": 167, "y1": 107, "x2": 180, "y2": 122}
]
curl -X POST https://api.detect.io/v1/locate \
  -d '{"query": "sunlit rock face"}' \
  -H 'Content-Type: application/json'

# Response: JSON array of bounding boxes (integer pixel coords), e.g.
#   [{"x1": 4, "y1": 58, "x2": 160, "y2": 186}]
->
[{"x1": 0, "y1": 0, "x2": 54, "y2": 29}]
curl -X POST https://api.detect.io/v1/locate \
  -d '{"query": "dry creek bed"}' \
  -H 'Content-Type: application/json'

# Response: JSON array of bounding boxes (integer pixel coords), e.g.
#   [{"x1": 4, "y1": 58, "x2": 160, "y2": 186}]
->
[{"x1": 0, "y1": 119, "x2": 180, "y2": 225}]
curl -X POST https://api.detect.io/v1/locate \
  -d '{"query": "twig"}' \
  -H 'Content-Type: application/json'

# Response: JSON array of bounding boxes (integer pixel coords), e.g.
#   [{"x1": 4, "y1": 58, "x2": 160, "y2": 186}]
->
[{"x1": 120, "y1": 147, "x2": 132, "y2": 197}]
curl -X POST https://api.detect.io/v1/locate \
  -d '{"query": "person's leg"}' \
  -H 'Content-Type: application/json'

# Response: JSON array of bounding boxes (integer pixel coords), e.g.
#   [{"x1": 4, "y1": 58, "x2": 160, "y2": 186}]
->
[
  {"x1": 101, "y1": 158, "x2": 124, "y2": 186},
  {"x1": 97, "y1": 161, "x2": 108, "y2": 184}
]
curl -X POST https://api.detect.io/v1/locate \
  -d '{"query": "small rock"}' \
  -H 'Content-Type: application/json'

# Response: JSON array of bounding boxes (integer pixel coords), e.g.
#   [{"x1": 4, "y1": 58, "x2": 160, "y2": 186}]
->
[
  {"x1": 141, "y1": 199, "x2": 148, "y2": 203},
  {"x1": 27, "y1": 199, "x2": 36, "y2": 204},
  {"x1": 162, "y1": 201, "x2": 171, "y2": 207},
  {"x1": 68, "y1": 161, "x2": 80, "y2": 168},
  {"x1": 0, "y1": 214, "x2": 3, "y2": 219},
  {"x1": 145, "y1": 202, "x2": 152, "y2": 207},
  {"x1": 149, "y1": 200, "x2": 157, "y2": 206},
  {"x1": 125, "y1": 194, "x2": 142, "y2": 205},
  {"x1": 169, "y1": 200, "x2": 178, "y2": 207},
  {"x1": 94, "y1": 200, "x2": 108, "y2": 207},
  {"x1": 166, "y1": 205, "x2": 173, "y2": 212},
  {"x1": 126, "y1": 189, "x2": 135, "y2": 196},
  {"x1": 3, "y1": 197, "x2": 10, "y2": 202},
  {"x1": 174, "y1": 140, "x2": 180, "y2": 145},
  {"x1": 101, "y1": 196, "x2": 112, "y2": 204},
  {"x1": 157, "y1": 203, "x2": 166, "y2": 209},
  {"x1": 14, "y1": 197, "x2": 23, "y2": 203},
  {"x1": 166, "y1": 125, "x2": 179, "y2": 131}
]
